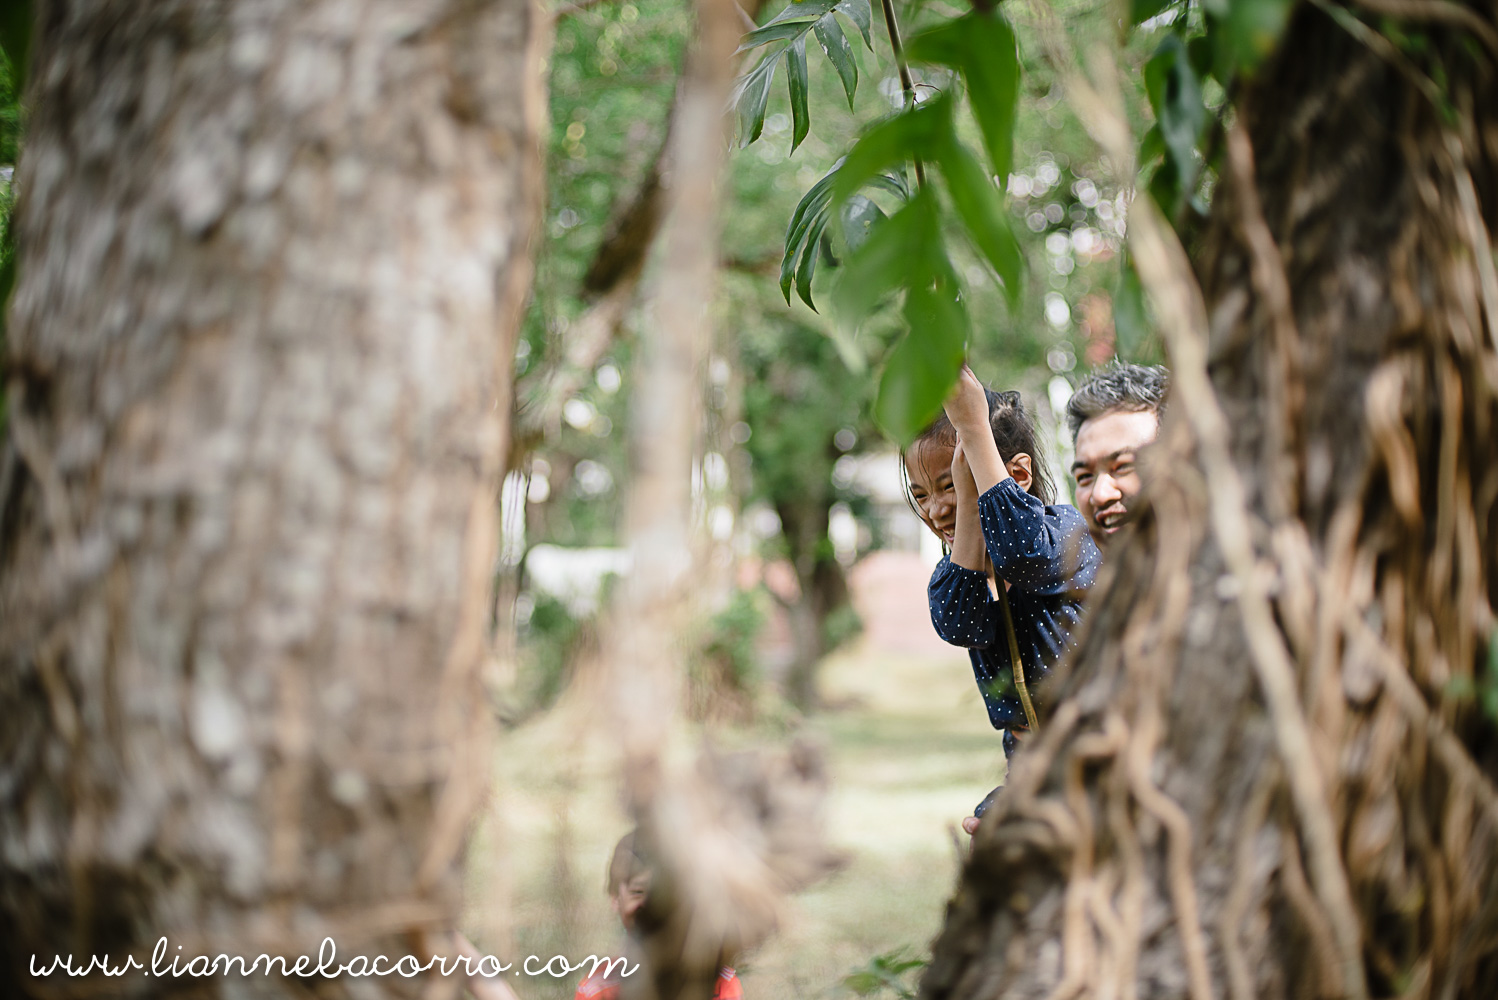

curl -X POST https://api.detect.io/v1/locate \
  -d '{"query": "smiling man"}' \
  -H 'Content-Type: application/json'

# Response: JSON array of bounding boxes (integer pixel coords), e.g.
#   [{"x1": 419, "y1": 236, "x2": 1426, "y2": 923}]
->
[{"x1": 1066, "y1": 362, "x2": 1169, "y2": 545}]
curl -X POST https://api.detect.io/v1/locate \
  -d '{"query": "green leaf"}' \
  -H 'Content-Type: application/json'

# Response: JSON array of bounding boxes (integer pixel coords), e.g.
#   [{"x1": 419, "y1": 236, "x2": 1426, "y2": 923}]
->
[
  {"x1": 836, "y1": 0, "x2": 874, "y2": 49},
  {"x1": 1484, "y1": 624, "x2": 1498, "y2": 722},
  {"x1": 781, "y1": 214, "x2": 819, "y2": 304},
  {"x1": 753, "y1": 0, "x2": 841, "y2": 32},
  {"x1": 938, "y1": 136, "x2": 1022, "y2": 306},
  {"x1": 1144, "y1": 35, "x2": 1205, "y2": 193},
  {"x1": 839, "y1": 193, "x2": 885, "y2": 255},
  {"x1": 0, "y1": 238, "x2": 13, "y2": 348},
  {"x1": 732, "y1": 0, "x2": 878, "y2": 150},
  {"x1": 780, "y1": 157, "x2": 910, "y2": 310},
  {"x1": 876, "y1": 272, "x2": 967, "y2": 444},
  {"x1": 787, "y1": 36, "x2": 810, "y2": 153},
  {"x1": 734, "y1": 49, "x2": 781, "y2": 148},
  {"x1": 1137, "y1": 123, "x2": 1165, "y2": 166},
  {"x1": 1130, "y1": 0, "x2": 1174, "y2": 24},
  {"x1": 737, "y1": 17, "x2": 819, "y2": 51},
  {"x1": 1187, "y1": 33, "x2": 1214, "y2": 79},
  {"x1": 905, "y1": 10, "x2": 1020, "y2": 181},
  {"x1": 831, "y1": 96, "x2": 950, "y2": 211},
  {"x1": 1147, "y1": 156, "x2": 1182, "y2": 218},
  {"x1": 813, "y1": 13, "x2": 858, "y2": 108},
  {"x1": 0, "y1": 0, "x2": 29, "y2": 96},
  {"x1": 843, "y1": 949, "x2": 927, "y2": 1000},
  {"x1": 831, "y1": 188, "x2": 941, "y2": 328},
  {"x1": 796, "y1": 210, "x2": 833, "y2": 310},
  {"x1": 1220, "y1": 0, "x2": 1293, "y2": 74},
  {"x1": 780, "y1": 164, "x2": 840, "y2": 302},
  {"x1": 818, "y1": 225, "x2": 837, "y2": 267},
  {"x1": 785, "y1": 163, "x2": 840, "y2": 250},
  {"x1": 865, "y1": 171, "x2": 911, "y2": 201},
  {"x1": 959, "y1": 31, "x2": 1019, "y2": 182}
]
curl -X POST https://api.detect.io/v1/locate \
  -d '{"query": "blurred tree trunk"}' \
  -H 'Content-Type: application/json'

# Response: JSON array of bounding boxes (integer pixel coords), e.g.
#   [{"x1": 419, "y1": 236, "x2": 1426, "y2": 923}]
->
[
  {"x1": 602, "y1": 0, "x2": 841, "y2": 995},
  {"x1": 0, "y1": 0, "x2": 544, "y2": 994},
  {"x1": 776, "y1": 496, "x2": 850, "y2": 711},
  {"x1": 926, "y1": 7, "x2": 1497, "y2": 1000}
]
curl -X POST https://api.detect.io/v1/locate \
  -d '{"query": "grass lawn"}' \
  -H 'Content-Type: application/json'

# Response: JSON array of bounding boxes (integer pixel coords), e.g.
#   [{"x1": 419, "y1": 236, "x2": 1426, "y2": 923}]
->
[{"x1": 464, "y1": 634, "x2": 1004, "y2": 1000}]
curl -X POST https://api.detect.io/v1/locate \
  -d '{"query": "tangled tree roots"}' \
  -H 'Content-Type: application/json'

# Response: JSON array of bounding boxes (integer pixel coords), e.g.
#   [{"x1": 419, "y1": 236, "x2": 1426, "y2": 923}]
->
[{"x1": 924, "y1": 6, "x2": 1498, "y2": 1000}]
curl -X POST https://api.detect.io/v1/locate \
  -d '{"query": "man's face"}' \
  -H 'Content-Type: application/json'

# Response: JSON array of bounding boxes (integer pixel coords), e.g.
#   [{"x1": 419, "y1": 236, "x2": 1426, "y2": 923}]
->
[{"x1": 1071, "y1": 409, "x2": 1159, "y2": 543}]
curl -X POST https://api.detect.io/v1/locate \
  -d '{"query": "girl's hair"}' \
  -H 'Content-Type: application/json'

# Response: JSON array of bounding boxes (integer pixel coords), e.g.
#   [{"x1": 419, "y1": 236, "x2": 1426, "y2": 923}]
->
[
  {"x1": 606, "y1": 830, "x2": 651, "y2": 895},
  {"x1": 900, "y1": 388, "x2": 1056, "y2": 508}
]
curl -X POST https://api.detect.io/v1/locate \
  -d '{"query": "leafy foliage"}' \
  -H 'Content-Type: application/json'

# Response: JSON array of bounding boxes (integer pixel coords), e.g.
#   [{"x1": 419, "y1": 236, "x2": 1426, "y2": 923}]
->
[
  {"x1": 1129, "y1": 0, "x2": 1296, "y2": 219},
  {"x1": 515, "y1": 0, "x2": 1164, "y2": 706},
  {"x1": 516, "y1": 0, "x2": 692, "y2": 549},
  {"x1": 843, "y1": 947, "x2": 928, "y2": 1000},
  {"x1": 699, "y1": 586, "x2": 768, "y2": 693},
  {"x1": 779, "y1": 157, "x2": 909, "y2": 311},
  {"x1": 734, "y1": 0, "x2": 874, "y2": 150},
  {"x1": 1116, "y1": 0, "x2": 1295, "y2": 343},
  {"x1": 516, "y1": 593, "x2": 593, "y2": 714},
  {"x1": 1142, "y1": 34, "x2": 1205, "y2": 216},
  {"x1": 827, "y1": 88, "x2": 1024, "y2": 440},
  {"x1": 0, "y1": 0, "x2": 27, "y2": 108},
  {"x1": 903, "y1": 10, "x2": 1020, "y2": 183},
  {"x1": 737, "y1": 3, "x2": 1032, "y2": 443},
  {"x1": 838, "y1": 187, "x2": 966, "y2": 442}
]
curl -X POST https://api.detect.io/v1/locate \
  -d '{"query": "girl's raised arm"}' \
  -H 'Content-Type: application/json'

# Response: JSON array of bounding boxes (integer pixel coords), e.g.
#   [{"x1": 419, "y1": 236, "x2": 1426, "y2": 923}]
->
[
  {"x1": 944, "y1": 367, "x2": 1008, "y2": 494},
  {"x1": 948, "y1": 440, "x2": 987, "y2": 572}
]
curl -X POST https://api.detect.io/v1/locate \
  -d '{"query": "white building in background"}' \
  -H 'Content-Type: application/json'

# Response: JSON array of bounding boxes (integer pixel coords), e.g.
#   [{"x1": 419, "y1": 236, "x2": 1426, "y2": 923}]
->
[
  {"x1": 523, "y1": 544, "x2": 633, "y2": 618},
  {"x1": 832, "y1": 450, "x2": 944, "y2": 569}
]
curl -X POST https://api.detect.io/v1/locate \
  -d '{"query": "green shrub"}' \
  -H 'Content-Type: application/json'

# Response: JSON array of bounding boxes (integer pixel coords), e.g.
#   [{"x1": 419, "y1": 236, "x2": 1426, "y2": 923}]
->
[{"x1": 843, "y1": 947, "x2": 927, "y2": 1000}]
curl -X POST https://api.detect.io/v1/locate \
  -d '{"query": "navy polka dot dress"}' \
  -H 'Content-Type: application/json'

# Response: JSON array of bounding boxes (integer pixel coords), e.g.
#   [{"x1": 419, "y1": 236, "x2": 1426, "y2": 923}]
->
[{"x1": 927, "y1": 478, "x2": 1101, "y2": 755}]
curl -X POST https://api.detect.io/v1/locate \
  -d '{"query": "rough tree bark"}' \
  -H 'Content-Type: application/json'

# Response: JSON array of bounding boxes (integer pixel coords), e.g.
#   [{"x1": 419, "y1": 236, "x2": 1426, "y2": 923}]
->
[
  {"x1": 0, "y1": 0, "x2": 544, "y2": 995},
  {"x1": 926, "y1": 6, "x2": 1497, "y2": 1000}
]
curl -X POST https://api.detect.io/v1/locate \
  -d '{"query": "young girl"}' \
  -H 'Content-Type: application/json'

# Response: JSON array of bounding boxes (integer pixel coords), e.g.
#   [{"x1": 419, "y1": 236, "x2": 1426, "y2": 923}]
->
[{"x1": 904, "y1": 368, "x2": 1100, "y2": 815}]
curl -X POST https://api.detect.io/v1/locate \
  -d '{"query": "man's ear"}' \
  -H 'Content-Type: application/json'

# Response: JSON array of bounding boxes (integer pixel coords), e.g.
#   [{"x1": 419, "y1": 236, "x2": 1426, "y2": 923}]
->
[{"x1": 1007, "y1": 453, "x2": 1033, "y2": 492}]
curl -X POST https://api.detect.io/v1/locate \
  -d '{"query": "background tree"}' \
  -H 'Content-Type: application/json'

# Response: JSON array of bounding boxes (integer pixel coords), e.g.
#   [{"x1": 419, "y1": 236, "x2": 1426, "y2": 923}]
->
[
  {"x1": 737, "y1": 299, "x2": 871, "y2": 710},
  {"x1": 0, "y1": 0, "x2": 544, "y2": 993},
  {"x1": 918, "y1": 4, "x2": 1498, "y2": 999}
]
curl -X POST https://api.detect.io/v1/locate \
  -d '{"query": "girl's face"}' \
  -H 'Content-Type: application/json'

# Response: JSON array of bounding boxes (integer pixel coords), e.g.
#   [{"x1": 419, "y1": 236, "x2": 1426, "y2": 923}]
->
[{"x1": 905, "y1": 437, "x2": 957, "y2": 546}]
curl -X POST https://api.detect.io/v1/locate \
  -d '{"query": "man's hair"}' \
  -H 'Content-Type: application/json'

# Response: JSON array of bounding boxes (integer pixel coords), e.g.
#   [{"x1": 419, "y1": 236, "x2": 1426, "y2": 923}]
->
[
  {"x1": 606, "y1": 831, "x2": 652, "y2": 895},
  {"x1": 1066, "y1": 361, "x2": 1169, "y2": 441}
]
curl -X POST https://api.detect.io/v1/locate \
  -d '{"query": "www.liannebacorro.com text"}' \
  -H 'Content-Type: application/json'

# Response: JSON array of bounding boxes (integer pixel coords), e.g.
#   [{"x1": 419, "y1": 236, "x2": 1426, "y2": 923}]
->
[{"x1": 31, "y1": 938, "x2": 638, "y2": 980}]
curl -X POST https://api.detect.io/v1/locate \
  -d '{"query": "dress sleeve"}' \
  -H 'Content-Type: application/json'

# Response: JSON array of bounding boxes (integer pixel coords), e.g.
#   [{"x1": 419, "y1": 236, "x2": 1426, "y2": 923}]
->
[
  {"x1": 928, "y1": 554, "x2": 1002, "y2": 648},
  {"x1": 976, "y1": 479, "x2": 1101, "y2": 596},
  {"x1": 713, "y1": 969, "x2": 743, "y2": 1000}
]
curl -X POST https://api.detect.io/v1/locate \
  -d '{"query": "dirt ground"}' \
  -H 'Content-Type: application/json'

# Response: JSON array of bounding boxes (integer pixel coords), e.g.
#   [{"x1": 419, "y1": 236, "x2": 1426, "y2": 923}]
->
[{"x1": 464, "y1": 551, "x2": 1006, "y2": 1000}]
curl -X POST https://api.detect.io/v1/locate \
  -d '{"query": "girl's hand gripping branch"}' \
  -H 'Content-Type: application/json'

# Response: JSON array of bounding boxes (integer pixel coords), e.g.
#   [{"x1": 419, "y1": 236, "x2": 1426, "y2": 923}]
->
[{"x1": 944, "y1": 366, "x2": 1008, "y2": 495}]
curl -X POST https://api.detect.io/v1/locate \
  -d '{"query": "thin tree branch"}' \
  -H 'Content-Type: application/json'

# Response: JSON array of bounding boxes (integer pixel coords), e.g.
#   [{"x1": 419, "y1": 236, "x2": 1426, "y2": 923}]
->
[
  {"x1": 879, "y1": 0, "x2": 926, "y2": 187},
  {"x1": 519, "y1": 0, "x2": 773, "y2": 449}
]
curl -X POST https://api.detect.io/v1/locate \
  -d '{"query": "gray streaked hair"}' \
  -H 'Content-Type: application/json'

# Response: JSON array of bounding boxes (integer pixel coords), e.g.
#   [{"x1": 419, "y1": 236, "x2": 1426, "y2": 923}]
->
[{"x1": 1066, "y1": 361, "x2": 1170, "y2": 441}]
